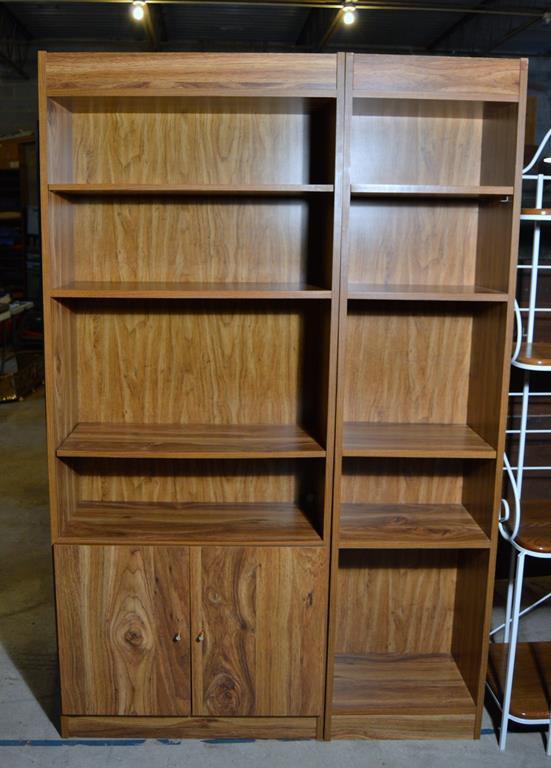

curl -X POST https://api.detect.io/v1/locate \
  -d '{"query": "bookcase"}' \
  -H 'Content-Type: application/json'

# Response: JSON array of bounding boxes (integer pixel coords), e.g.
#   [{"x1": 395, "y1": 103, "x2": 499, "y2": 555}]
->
[
  {"x1": 40, "y1": 51, "x2": 526, "y2": 741},
  {"x1": 325, "y1": 54, "x2": 527, "y2": 740}
]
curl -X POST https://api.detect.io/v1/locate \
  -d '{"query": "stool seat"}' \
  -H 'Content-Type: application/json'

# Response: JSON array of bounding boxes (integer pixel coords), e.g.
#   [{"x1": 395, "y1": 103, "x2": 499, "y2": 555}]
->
[{"x1": 516, "y1": 500, "x2": 551, "y2": 554}]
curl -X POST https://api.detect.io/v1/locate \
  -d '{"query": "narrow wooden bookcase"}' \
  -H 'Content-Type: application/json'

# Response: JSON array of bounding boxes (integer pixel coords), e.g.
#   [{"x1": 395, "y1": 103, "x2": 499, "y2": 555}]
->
[
  {"x1": 39, "y1": 52, "x2": 344, "y2": 739},
  {"x1": 40, "y1": 51, "x2": 527, "y2": 741},
  {"x1": 324, "y1": 54, "x2": 528, "y2": 740}
]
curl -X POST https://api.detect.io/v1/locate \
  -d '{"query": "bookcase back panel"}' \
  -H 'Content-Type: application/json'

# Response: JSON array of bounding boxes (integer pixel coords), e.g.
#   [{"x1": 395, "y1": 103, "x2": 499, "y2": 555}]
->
[
  {"x1": 50, "y1": 196, "x2": 333, "y2": 287},
  {"x1": 70, "y1": 458, "x2": 320, "y2": 504},
  {"x1": 343, "y1": 305, "x2": 472, "y2": 424},
  {"x1": 341, "y1": 459, "x2": 465, "y2": 504},
  {"x1": 71, "y1": 301, "x2": 325, "y2": 428},
  {"x1": 350, "y1": 99, "x2": 516, "y2": 187},
  {"x1": 348, "y1": 200, "x2": 478, "y2": 287},
  {"x1": 48, "y1": 99, "x2": 335, "y2": 185},
  {"x1": 335, "y1": 550, "x2": 457, "y2": 655}
]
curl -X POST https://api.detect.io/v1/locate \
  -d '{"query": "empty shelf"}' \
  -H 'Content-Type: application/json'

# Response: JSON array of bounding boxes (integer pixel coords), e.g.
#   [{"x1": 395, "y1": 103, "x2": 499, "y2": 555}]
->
[
  {"x1": 342, "y1": 422, "x2": 496, "y2": 459},
  {"x1": 339, "y1": 503, "x2": 490, "y2": 549},
  {"x1": 333, "y1": 654, "x2": 476, "y2": 715},
  {"x1": 350, "y1": 184, "x2": 513, "y2": 198},
  {"x1": 48, "y1": 183, "x2": 334, "y2": 196},
  {"x1": 57, "y1": 423, "x2": 326, "y2": 459},
  {"x1": 487, "y1": 642, "x2": 551, "y2": 720},
  {"x1": 50, "y1": 281, "x2": 332, "y2": 300},
  {"x1": 513, "y1": 342, "x2": 551, "y2": 371},
  {"x1": 60, "y1": 500, "x2": 321, "y2": 545},
  {"x1": 347, "y1": 284, "x2": 507, "y2": 302}
]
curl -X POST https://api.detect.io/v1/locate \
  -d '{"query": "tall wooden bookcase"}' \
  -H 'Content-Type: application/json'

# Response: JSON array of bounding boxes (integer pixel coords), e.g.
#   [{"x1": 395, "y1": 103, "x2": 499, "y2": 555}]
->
[
  {"x1": 39, "y1": 51, "x2": 527, "y2": 740},
  {"x1": 325, "y1": 54, "x2": 527, "y2": 740}
]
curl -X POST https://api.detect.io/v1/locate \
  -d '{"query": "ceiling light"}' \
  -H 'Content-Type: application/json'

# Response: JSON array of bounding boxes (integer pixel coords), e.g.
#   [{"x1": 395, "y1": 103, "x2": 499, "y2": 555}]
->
[
  {"x1": 342, "y1": 4, "x2": 356, "y2": 25},
  {"x1": 131, "y1": 1, "x2": 145, "y2": 21}
]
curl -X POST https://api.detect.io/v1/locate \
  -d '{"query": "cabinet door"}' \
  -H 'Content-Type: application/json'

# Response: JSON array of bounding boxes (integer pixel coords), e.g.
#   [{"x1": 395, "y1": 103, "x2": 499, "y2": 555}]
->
[
  {"x1": 191, "y1": 546, "x2": 327, "y2": 716},
  {"x1": 55, "y1": 545, "x2": 190, "y2": 716}
]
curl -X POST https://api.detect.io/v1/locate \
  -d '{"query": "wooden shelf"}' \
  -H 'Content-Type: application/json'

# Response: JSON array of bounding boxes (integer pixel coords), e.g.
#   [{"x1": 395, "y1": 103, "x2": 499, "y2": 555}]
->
[
  {"x1": 521, "y1": 208, "x2": 551, "y2": 221},
  {"x1": 50, "y1": 281, "x2": 332, "y2": 300},
  {"x1": 347, "y1": 284, "x2": 508, "y2": 302},
  {"x1": 60, "y1": 501, "x2": 321, "y2": 545},
  {"x1": 57, "y1": 423, "x2": 326, "y2": 459},
  {"x1": 342, "y1": 422, "x2": 496, "y2": 458},
  {"x1": 48, "y1": 183, "x2": 334, "y2": 196},
  {"x1": 339, "y1": 503, "x2": 490, "y2": 549},
  {"x1": 513, "y1": 341, "x2": 551, "y2": 371},
  {"x1": 350, "y1": 184, "x2": 513, "y2": 198},
  {"x1": 487, "y1": 642, "x2": 551, "y2": 720},
  {"x1": 332, "y1": 654, "x2": 476, "y2": 715}
]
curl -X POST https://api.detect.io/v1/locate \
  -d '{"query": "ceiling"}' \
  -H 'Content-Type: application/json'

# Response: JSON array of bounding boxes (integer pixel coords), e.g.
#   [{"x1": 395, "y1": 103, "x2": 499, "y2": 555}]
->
[{"x1": 3, "y1": 1, "x2": 551, "y2": 80}]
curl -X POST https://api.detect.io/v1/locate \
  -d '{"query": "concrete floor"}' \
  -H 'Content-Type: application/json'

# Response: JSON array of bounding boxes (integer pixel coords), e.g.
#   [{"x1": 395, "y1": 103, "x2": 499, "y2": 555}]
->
[{"x1": 0, "y1": 389, "x2": 550, "y2": 767}]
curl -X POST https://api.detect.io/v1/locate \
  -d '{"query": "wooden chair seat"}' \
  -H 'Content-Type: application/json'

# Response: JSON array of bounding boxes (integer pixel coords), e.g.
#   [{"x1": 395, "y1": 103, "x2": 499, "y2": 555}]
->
[
  {"x1": 515, "y1": 500, "x2": 551, "y2": 553},
  {"x1": 514, "y1": 342, "x2": 551, "y2": 369}
]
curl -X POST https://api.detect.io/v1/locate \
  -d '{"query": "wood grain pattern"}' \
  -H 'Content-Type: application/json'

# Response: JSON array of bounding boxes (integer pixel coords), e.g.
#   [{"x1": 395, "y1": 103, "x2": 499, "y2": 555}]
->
[
  {"x1": 68, "y1": 302, "x2": 326, "y2": 429},
  {"x1": 335, "y1": 550, "x2": 457, "y2": 656},
  {"x1": 51, "y1": 282, "x2": 332, "y2": 299},
  {"x1": 339, "y1": 503, "x2": 489, "y2": 549},
  {"x1": 350, "y1": 99, "x2": 483, "y2": 187},
  {"x1": 514, "y1": 341, "x2": 551, "y2": 368},
  {"x1": 350, "y1": 185, "x2": 512, "y2": 197},
  {"x1": 60, "y1": 501, "x2": 321, "y2": 545},
  {"x1": 347, "y1": 200, "x2": 477, "y2": 289},
  {"x1": 332, "y1": 654, "x2": 475, "y2": 714},
  {"x1": 342, "y1": 422, "x2": 495, "y2": 458},
  {"x1": 50, "y1": 197, "x2": 326, "y2": 287},
  {"x1": 45, "y1": 52, "x2": 338, "y2": 95},
  {"x1": 55, "y1": 545, "x2": 191, "y2": 716},
  {"x1": 58, "y1": 423, "x2": 325, "y2": 459},
  {"x1": 331, "y1": 713, "x2": 475, "y2": 740},
  {"x1": 347, "y1": 285, "x2": 507, "y2": 302},
  {"x1": 191, "y1": 546, "x2": 326, "y2": 716},
  {"x1": 61, "y1": 715, "x2": 319, "y2": 739},
  {"x1": 49, "y1": 184, "x2": 334, "y2": 195},
  {"x1": 511, "y1": 499, "x2": 551, "y2": 553},
  {"x1": 341, "y1": 457, "x2": 465, "y2": 504},
  {"x1": 351, "y1": 54, "x2": 522, "y2": 101},
  {"x1": 343, "y1": 307, "x2": 472, "y2": 424},
  {"x1": 487, "y1": 642, "x2": 551, "y2": 719}
]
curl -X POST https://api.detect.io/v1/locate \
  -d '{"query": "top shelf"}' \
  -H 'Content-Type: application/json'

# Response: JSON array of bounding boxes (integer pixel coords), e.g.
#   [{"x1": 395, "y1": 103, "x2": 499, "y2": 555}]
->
[
  {"x1": 48, "y1": 183, "x2": 334, "y2": 197},
  {"x1": 350, "y1": 185, "x2": 514, "y2": 199}
]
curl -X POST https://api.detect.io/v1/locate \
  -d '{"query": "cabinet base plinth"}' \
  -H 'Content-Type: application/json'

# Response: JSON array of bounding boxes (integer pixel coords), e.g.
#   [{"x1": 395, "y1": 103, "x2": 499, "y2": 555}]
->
[
  {"x1": 60, "y1": 715, "x2": 320, "y2": 740},
  {"x1": 329, "y1": 714, "x2": 477, "y2": 740}
]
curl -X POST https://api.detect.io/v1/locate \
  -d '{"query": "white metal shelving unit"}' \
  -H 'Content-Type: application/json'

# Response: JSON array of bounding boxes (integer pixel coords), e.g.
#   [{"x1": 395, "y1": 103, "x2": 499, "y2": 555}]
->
[{"x1": 489, "y1": 129, "x2": 551, "y2": 755}]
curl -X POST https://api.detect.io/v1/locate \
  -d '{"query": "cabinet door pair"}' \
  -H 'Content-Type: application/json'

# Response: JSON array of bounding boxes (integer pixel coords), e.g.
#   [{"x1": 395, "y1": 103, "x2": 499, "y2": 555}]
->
[{"x1": 55, "y1": 545, "x2": 326, "y2": 717}]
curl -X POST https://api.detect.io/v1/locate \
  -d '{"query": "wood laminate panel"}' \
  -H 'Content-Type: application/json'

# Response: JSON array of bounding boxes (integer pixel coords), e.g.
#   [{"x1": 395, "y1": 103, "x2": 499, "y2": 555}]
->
[
  {"x1": 191, "y1": 546, "x2": 326, "y2": 716},
  {"x1": 339, "y1": 503, "x2": 489, "y2": 549},
  {"x1": 51, "y1": 282, "x2": 332, "y2": 299},
  {"x1": 67, "y1": 302, "x2": 326, "y2": 430},
  {"x1": 347, "y1": 200, "x2": 479, "y2": 289},
  {"x1": 342, "y1": 423, "x2": 495, "y2": 458},
  {"x1": 61, "y1": 715, "x2": 319, "y2": 739},
  {"x1": 330, "y1": 713, "x2": 475, "y2": 739},
  {"x1": 343, "y1": 307, "x2": 472, "y2": 425},
  {"x1": 58, "y1": 423, "x2": 326, "y2": 459},
  {"x1": 50, "y1": 196, "x2": 326, "y2": 287},
  {"x1": 350, "y1": 185, "x2": 513, "y2": 197},
  {"x1": 45, "y1": 52, "x2": 338, "y2": 95},
  {"x1": 332, "y1": 654, "x2": 475, "y2": 714},
  {"x1": 61, "y1": 501, "x2": 321, "y2": 544},
  {"x1": 352, "y1": 54, "x2": 521, "y2": 101},
  {"x1": 335, "y1": 550, "x2": 457, "y2": 657},
  {"x1": 49, "y1": 184, "x2": 334, "y2": 195},
  {"x1": 55, "y1": 545, "x2": 191, "y2": 716}
]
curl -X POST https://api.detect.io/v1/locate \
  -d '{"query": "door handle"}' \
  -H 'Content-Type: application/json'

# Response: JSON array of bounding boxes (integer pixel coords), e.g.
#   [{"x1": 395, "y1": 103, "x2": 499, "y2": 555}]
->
[{"x1": 196, "y1": 630, "x2": 205, "y2": 643}]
